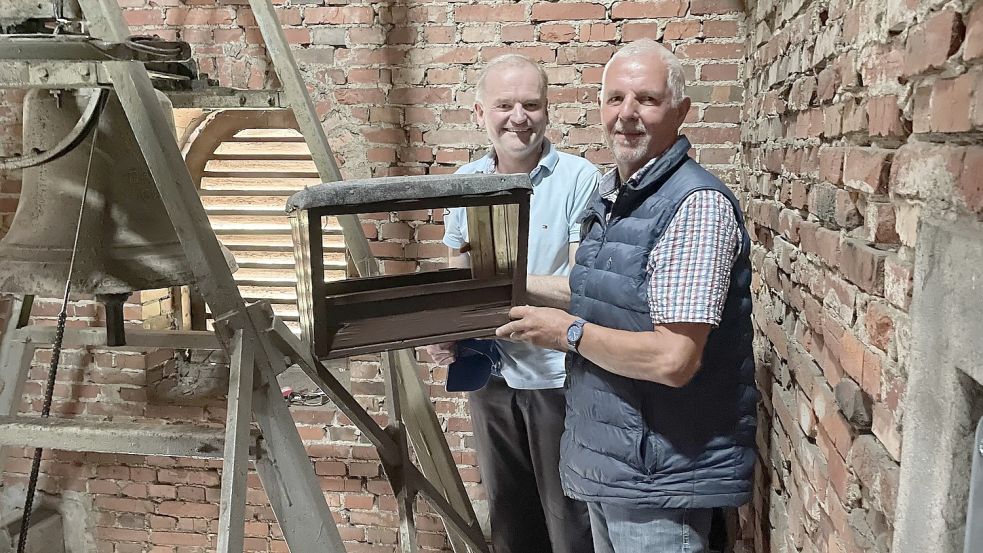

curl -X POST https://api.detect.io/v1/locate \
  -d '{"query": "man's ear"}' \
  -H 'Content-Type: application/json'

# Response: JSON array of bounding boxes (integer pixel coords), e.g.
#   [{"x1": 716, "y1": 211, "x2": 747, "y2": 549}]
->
[
  {"x1": 474, "y1": 102, "x2": 485, "y2": 128},
  {"x1": 674, "y1": 97, "x2": 692, "y2": 129}
]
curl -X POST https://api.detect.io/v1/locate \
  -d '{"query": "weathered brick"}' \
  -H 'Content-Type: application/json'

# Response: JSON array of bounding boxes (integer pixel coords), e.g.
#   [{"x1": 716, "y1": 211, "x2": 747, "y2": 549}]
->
[
  {"x1": 866, "y1": 95, "x2": 906, "y2": 138},
  {"x1": 930, "y1": 73, "x2": 974, "y2": 133},
  {"x1": 964, "y1": 2, "x2": 983, "y2": 61},
  {"x1": 903, "y1": 8, "x2": 964, "y2": 77},
  {"x1": 843, "y1": 148, "x2": 892, "y2": 195},
  {"x1": 959, "y1": 147, "x2": 983, "y2": 213},
  {"x1": 454, "y1": 4, "x2": 526, "y2": 22},
  {"x1": 611, "y1": 0, "x2": 687, "y2": 19},
  {"x1": 840, "y1": 238, "x2": 888, "y2": 294},
  {"x1": 531, "y1": 2, "x2": 605, "y2": 21}
]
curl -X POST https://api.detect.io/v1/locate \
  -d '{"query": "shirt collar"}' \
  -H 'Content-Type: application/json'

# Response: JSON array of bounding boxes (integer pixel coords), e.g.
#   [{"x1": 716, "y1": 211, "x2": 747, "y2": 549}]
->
[
  {"x1": 599, "y1": 154, "x2": 662, "y2": 200},
  {"x1": 479, "y1": 140, "x2": 558, "y2": 185}
]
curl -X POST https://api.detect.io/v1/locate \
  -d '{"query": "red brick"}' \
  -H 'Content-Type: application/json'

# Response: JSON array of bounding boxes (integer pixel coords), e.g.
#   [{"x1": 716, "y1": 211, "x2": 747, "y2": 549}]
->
[
  {"x1": 904, "y1": 8, "x2": 964, "y2": 77},
  {"x1": 94, "y1": 497, "x2": 153, "y2": 514},
  {"x1": 305, "y1": 6, "x2": 374, "y2": 24},
  {"x1": 123, "y1": 8, "x2": 164, "y2": 26},
  {"x1": 818, "y1": 147, "x2": 844, "y2": 185},
  {"x1": 480, "y1": 45, "x2": 556, "y2": 63},
  {"x1": 664, "y1": 20, "x2": 702, "y2": 40},
  {"x1": 581, "y1": 23, "x2": 617, "y2": 42},
  {"x1": 863, "y1": 202, "x2": 900, "y2": 244},
  {"x1": 690, "y1": 0, "x2": 743, "y2": 14},
  {"x1": 538, "y1": 23, "x2": 575, "y2": 42},
  {"x1": 960, "y1": 147, "x2": 983, "y2": 213},
  {"x1": 501, "y1": 24, "x2": 535, "y2": 42},
  {"x1": 675, "y1": 42, "x2": 745, "y2": 60},
  {"x1": 97, "y1": 527, "x2": 149, "y2": 542},
  {"x1": 889, "y1": 143, "x2": 965, "y2": 199},
  {"x1": 612, "y1": 0, "x2": 686, "y2": 19},
  {"x1": 866, "y1": 95, "x2": 906, "y2": 138},
  {"x1": 622, "y1": 22, "x2": 660, "y2": 42},
  {"x1": 149, "y1": 531, "x2": 208, "y2": 546},
  {"x1": 531, "y1": 2, "x2": 605, "y2": 21},
  {"x1": 701, "y1": 63, "x2": 739, "y2": 81},
  {"x1": 842, "y1": 148, "x2": 892, "y2": 195},
  {"x1": 454, "y1": 4, "x2": 526, "y2": 22},
  {"x1": 964, "y1": 2, "x2": 983, "y2": 61},
  {"x1": 840, "y1": 238, "x2": 888, "y2": 294},
  {"x1": 930, "y1": 74, "x2": 974, "y2": 132}
]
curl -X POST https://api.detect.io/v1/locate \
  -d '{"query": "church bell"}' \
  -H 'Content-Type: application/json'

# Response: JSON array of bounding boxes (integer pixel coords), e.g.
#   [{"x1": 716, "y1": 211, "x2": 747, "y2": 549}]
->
[{"x1": 0, "y1": 88, "x2": 196, "y2": 341}]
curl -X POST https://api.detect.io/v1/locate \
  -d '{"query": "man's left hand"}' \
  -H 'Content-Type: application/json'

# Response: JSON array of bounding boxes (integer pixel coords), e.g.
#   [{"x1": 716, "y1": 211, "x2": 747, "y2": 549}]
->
[{"x1": 495, "y1": 305, "x2": 577, "y2": 352}]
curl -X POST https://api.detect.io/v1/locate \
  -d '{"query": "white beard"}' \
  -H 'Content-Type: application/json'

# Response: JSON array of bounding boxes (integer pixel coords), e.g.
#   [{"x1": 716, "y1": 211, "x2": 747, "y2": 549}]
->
[{"x1": 605, "y1": 124, "x2": 651, "y2": 167}]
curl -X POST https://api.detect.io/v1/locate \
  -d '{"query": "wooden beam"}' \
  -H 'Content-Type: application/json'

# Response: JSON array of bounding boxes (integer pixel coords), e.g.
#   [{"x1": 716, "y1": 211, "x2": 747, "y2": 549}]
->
[
  {"x1": 0, "y1": 416, "x2": 246, "y2": 458},
  {"x1": 0, "y1": 296, "x2": 37, "y2": 475},
  {"x1": 13, "y1": 326, "x2": 221, "y2": 350},
  {"x1": 269, "y1": 317, "x2": 399, "y2": 461},
  {"x1": 216, "y1": 328, "x2": 255, "y2": 553}
]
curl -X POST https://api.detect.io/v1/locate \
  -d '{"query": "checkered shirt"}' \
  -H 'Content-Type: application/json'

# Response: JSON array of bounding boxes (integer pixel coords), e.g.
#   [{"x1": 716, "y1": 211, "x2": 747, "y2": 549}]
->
[{"x1": 599, "y1": 160, "x2": 741, "y2": 326}]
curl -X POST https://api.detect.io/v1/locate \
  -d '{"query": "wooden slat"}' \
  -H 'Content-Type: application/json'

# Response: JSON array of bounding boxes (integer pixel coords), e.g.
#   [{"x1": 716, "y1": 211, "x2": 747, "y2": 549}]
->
[
  {"x1": 324, "y1": 303, "x2": 509, "y2": 359},
  {"x1": 466, "y1": 205, "x2": 495, "y2": 279},
  {"x1": 321, "y1": 268, "x2": 472, "y2": 296},
  {"x1": 0, "y1": 416, "x2": 248, "y2": 458},
  {"x1": 216, "y1": 329, "x2": 255, "y2": 553}
]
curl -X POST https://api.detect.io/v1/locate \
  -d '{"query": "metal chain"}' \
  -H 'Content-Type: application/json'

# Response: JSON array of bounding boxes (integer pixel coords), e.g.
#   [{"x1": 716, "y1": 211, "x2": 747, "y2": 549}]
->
[{"x1": 17, "y1": 112, "x2": 100, "y2": 553}]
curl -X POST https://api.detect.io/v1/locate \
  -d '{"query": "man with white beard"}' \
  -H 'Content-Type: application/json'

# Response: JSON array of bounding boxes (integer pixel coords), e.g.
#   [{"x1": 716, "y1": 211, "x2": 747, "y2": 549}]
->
[{"x1": 495, "y1": 39, "x2": 758, "y2": 553}]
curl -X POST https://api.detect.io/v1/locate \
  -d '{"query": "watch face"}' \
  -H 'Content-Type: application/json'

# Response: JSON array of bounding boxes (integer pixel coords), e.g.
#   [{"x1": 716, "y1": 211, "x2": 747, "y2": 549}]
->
[{"x1": 567, "y1": 324, "x2": 582, "y2": 344}]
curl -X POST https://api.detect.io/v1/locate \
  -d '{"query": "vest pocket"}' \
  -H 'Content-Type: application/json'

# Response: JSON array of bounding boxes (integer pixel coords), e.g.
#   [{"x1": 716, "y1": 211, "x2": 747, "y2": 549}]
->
[{"x1": 640, "y1": 430, "x2": 665, "y2": 475}]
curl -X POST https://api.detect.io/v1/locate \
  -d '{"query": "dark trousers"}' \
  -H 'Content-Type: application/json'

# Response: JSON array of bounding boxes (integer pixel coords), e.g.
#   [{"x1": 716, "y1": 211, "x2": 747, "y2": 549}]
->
[{"x1": 469, "y1": 376, "x2": 594, "y2": 553}]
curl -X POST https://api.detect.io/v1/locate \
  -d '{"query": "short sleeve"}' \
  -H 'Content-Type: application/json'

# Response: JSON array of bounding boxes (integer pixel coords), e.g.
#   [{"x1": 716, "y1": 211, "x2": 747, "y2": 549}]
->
[
  {"x1": 646, "y1": 191, "x2": 741, "y2": 326},
  {"x1": 442, "y1": 207, "x2": 467, "y2": 250},
  {"x1": 568, "y1": 166, "x2": 601, "y2": 241}
]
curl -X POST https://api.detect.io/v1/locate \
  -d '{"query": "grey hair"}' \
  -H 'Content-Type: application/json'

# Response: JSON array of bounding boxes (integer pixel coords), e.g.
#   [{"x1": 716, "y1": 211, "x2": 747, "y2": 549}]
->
[
  {"x1": 601, "y1": 39, "x2": 687, "y2": 108},
  {"x1": 475, "y1": 54, "x2": 549, "y2": 105}
]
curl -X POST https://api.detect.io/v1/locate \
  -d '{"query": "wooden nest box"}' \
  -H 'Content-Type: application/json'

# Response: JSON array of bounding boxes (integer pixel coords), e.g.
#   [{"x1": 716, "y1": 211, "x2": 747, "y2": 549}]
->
[{"x1": 287, "y1": 173, "x2": 532, "y2": 359}]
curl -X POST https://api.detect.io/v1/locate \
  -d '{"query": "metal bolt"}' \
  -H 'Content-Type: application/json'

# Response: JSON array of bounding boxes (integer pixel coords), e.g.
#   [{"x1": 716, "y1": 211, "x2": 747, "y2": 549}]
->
[
  {"x1": 37, "y1": 68, "x2": 48, "y2": 79},
  {"x1": 79, "y1": 65, "x2": 90, "y2": 77}
]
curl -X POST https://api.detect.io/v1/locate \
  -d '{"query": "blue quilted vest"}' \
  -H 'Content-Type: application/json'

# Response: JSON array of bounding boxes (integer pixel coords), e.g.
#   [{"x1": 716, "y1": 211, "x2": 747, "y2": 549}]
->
[{"x1": 561, "y1": 136, "x2": 758, "y2": 508}]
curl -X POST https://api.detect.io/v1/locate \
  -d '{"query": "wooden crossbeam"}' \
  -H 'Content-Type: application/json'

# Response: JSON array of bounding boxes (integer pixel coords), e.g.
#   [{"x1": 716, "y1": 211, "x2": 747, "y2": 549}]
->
[{"x1": 0, "y1": 416, "x2": 250, "y2": 459}]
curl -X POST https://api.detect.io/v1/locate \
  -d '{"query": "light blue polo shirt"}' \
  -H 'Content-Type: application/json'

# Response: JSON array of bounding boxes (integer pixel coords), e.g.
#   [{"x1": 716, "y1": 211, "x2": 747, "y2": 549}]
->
[{"x1": 443, "y1": 142, "x2": 599, "y2": 390}]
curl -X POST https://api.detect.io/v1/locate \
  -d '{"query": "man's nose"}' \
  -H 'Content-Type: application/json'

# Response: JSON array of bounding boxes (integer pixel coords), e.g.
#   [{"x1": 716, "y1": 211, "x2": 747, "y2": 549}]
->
[
  {"x1": 509, "y1": 104, "x2": 528, "y2": 123},
  {"x1": 618, "y1": 97, "x2": 639, "y2": 119}
]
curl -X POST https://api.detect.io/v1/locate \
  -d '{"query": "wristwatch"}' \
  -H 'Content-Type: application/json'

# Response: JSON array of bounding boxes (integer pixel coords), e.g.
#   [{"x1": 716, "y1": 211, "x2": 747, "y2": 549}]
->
[{"x1": 566, "y1": 318, "x2": 588, "y2": 353}]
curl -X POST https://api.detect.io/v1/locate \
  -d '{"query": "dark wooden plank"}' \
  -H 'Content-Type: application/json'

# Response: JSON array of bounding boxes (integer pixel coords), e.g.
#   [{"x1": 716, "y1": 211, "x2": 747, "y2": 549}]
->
[
  {"x1": 305, "y1": 191, "x2": 529, "y2": 217},
  {"x1": 286, "y1": 173, "x2": 530, "y2": 212},
  {"x1": 512, "y1": 196, "x2": 530, "y2": 306},
  {"x1": 204, "y1": 171, "x2": 321, "y2": 179},
  {"x1": 322, "y1": 304, "x2": 510, "y2": 359},
  {"x1": 323, "y1": 285, "x2": 511, "y2": 328},
  {"x1": 324, "y1": 277, "x2": 511, "y2": 308},
  {"x1": 321, "y1": 268, "x2": 472, "y2": 296}
]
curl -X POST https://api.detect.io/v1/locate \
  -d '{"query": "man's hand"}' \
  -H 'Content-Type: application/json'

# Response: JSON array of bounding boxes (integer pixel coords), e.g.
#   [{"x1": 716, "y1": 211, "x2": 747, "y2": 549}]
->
[
  {"x1": 495, "y1": 306, "x2": 577, "y2": 352},
  {"x1": 422, "y1": 342, "x2": 457, "y2": 365}
]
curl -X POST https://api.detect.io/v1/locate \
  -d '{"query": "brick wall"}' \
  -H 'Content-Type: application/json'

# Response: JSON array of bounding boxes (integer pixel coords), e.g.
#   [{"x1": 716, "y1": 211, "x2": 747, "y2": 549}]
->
[
  {"x1": 0, "y1": 1, "x2": 747, "y2": 552},
  {"x1": 742, "y1": 0, "x2": 983, "y2": 551}
]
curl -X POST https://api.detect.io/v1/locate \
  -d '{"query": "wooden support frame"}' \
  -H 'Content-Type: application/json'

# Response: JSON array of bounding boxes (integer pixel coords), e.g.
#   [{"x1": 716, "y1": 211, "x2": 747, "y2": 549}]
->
[
  {"x1": 0, "y1": 1, "x2": 493, "y2": 551},
  {"x1": 287, "y1": 173, "x2": 532, "y2": 360}
]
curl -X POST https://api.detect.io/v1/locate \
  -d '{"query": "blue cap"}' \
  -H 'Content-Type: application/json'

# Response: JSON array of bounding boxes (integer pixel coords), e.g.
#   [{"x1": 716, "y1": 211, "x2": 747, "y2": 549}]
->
[{"x1": 445, "y1": 339, "x2": 501, "y2": 392}]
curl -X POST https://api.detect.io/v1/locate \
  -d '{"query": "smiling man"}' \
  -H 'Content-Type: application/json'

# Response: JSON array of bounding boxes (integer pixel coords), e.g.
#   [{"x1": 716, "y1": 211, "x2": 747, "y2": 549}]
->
[
  {"x1": 428, "y1": 54, "x2": 598, "y2": 553},
  {"x1": 496, "y1": 40, "x2": 759, "y2": 553}
]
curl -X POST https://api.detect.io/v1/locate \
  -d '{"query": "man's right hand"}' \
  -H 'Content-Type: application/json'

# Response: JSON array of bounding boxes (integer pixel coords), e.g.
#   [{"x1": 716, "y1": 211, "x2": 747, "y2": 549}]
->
[{"x1": 423, "y1": 342, "x2": 457, "y2": 365}]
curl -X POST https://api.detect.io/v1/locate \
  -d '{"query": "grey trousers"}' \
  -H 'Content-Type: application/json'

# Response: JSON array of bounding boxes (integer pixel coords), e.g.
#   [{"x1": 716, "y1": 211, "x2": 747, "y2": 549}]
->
[{"x1": 469, "y1": 376, "x2": 593, "y2": 553}]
